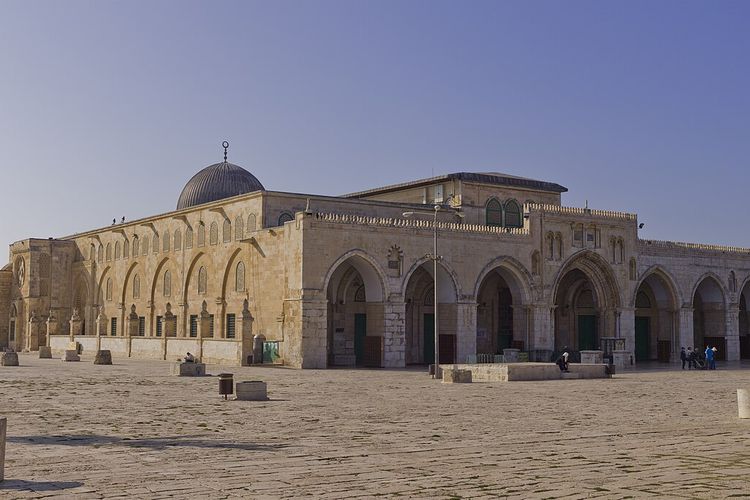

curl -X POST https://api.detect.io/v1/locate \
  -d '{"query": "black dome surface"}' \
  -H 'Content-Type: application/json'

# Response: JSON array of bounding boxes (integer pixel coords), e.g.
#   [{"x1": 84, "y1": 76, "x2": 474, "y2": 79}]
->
[{"x1": 176, "y1": 162, "x2": 265, "y2": 210}]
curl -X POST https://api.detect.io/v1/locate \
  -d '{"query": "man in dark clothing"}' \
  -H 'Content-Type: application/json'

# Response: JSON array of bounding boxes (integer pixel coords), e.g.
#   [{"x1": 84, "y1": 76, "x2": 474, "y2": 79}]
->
[
  {"x1": 680, "y1": 347, "x2": 687, "y2": 369},
  {"x1": 686, "y1": 347, "x2": 695, "y2": 370}
]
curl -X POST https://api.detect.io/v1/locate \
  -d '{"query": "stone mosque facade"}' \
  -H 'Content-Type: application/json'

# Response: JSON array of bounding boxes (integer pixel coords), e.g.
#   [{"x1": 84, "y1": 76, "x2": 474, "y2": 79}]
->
[{"x1": 3, "y1": 147, "x2": 750, "y2": 368}]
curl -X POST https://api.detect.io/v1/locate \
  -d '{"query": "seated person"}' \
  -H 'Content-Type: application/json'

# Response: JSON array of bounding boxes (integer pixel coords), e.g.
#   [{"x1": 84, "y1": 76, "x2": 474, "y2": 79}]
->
[
  {"x1": 556, "y1": 352, "x2": 570, "y2": 372},
  {"x1": 184, "y1": 352, "x2": 195, "y2": 363}
]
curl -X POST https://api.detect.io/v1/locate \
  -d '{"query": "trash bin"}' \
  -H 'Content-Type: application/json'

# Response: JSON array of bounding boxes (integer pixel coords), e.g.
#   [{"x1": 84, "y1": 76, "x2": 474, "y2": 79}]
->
[{"x1": 218, "y1": 373, "x2": 234, "y2": 400}]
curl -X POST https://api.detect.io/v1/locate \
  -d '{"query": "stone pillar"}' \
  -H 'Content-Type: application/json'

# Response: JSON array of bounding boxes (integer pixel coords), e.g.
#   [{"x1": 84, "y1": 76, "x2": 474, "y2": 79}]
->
[
  {"x1": 529, "y1": 305, "x2": 554, "y2": 357},
  {"x1": 178, "y1": 302, "x2": 187, "y2": 337},
  {"x1": 239, "y1": 299, "x2": 254, "y2": 365},
  {"x1": 163, "y1": 304, "x2": 177, "y2": 337},
  {"x1": 455, "y1": 301, "x2": 477, "y2": 364},
  {"x1": 1, "y1": 416, "x2": 6, "y2": 482},
  {"x1": 383, "y1": 300, "x2": 406, "y2": 368},
  {"x1": 618, "y1": 307, "x2": 635, "y2": 362},
  {"x1": 300, "y1": 299, "x2": 328, "y2": 369},
  {"x1": 215, "y1": 298, "x2": 226, "y2": 339},
  {"x1": 196, "y1": 301, "x2": 211, "y2": 361},
  {"x1": 26, "y1": 312, "x2": 40, "y2": 351},
  {"x1": 69, "y1": 308, "x2": 83, "y2": 341},
  {"x1": 126, "y1": 305, "x2": 139, "y2": 337},
  {"x1": 679, "y1": 305, "x2": 694, "y2": 351},
  {"x1": 96, "y1": 309, "x2": 107, "y2": 351},
  {"x1": 726, "y1": 303, "x2": 740, "y2": 361},
  {"x1": 45, "y1": 310, "x2": 58, "y2": 345}
]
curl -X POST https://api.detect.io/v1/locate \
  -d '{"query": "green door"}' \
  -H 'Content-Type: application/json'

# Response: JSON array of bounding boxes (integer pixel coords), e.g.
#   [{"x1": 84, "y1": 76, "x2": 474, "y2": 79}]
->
[
  {"x1": 423, "y1": 313, "x2": 435, "y2": 364},
  {"x1": 635, "y1": 317, "x2": 650, "y2": 361},
  {"x1": 354, "y1": 314, "x2": 367, "y2": 365},
  {"x1": 577, "y1": 315, "x2": 597, "y2": 351}
]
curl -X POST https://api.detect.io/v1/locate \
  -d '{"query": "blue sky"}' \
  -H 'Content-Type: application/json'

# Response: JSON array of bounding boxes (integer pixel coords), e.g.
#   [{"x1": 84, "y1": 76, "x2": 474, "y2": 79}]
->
[{"x1": 1, "y1": 0, "x2": 748, "y2": 265}]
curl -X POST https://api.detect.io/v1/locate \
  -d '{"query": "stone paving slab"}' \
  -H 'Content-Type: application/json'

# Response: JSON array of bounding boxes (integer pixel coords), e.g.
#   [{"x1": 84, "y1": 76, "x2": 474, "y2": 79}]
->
[{"x1": 2, "y1": 355, "x2": 750, "y2": 498}]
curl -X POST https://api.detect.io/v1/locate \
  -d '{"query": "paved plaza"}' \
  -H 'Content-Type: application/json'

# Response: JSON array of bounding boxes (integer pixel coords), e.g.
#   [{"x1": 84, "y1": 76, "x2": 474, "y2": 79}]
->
[{"x1": 2, "y1": 355, "x2": 750, "y2": 499}]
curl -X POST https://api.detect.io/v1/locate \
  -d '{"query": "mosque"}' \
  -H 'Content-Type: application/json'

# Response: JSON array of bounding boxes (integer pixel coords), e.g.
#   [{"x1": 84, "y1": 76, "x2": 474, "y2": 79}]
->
[{"x1": 2, "y1": 143, "x2": 749, "y2": 367}]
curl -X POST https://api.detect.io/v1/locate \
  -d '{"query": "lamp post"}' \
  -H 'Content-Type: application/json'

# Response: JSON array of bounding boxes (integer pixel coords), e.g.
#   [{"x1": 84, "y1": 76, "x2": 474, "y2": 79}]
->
[{"x1": 403, "y1": 205, "x2": 463, "y2": 379}]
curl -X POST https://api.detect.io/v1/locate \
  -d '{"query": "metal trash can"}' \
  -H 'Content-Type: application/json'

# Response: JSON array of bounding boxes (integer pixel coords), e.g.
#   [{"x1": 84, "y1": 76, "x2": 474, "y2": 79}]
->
[{"x1": 218, "y1": 373, "x2": 234, "y2": 400}]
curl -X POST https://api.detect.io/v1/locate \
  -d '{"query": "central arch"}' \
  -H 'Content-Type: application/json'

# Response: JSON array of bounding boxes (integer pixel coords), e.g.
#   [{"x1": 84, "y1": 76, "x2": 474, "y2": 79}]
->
[
  {"x1": 323, "y1": 251, "x2": 387, "y2": 367},
  {"x1": 632, "y1": 266, "x2": 680, "y2": 362},
  {"x1": 552, "y1": 251, "x2": 621, "y2": 359},
  {"x1": 692, "y1": 274, "x2": 727, "y2": 360}
]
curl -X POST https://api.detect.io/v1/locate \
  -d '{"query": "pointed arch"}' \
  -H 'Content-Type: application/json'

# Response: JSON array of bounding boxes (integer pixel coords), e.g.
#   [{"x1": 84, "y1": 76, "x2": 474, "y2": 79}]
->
[
  {"x1": 223, "y1": 219, "x2": 232, "y2": 243},
  {"x1": 690, "y1": 272, "x2": 728, "y2": 306},
  {"x1": 182, "y1": 251, "x2": 207, "y2": 301},
  {"x1": 630, "y1": 265, "x2": 682, "y2": 308},
  {"x1": 485, "y1": 198, "x2": 503, "y2": 227},
  {"x1": 150, "y1": 257, "x2": 178, "y2": 304},
  {"x1": 551, "y1": 250, "x2": 622, "y2": 309},
  {"x1": 120, "y1": 261, "x2": 142, "y2": 305},
  {"x1": 322, "y1": 249, "x2": 388, "y2": 303},
  {"x1": 504, "y1": 199, "x2": 522, "y2": 228},
  {"x1": 234, "y1": 216, "x2": 244, "y2": 241},
  {"x1": 473, "y1": 255, "x2": 534, "y2": 304},
  {"x1": 401, "y1": 255, "x2": 461, "y2": 303}
]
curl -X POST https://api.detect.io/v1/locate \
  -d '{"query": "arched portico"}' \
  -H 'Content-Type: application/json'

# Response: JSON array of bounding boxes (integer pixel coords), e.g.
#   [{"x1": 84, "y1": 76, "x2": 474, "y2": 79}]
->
[
  {"x1": 692, "y1": 274, "x2": 727, "y2": 360},
  {"x1": 402, "y1": 258, "x2": 459, "y2": 365},
  {"x1": 632, "y1": 267, "x2": 680, "y2": 362},
  {"x1": 474, "y1": 258, "x2": 532, "y2": 355},
  {"x1": 552, "y1": 251, "x2": 621, "y2": 360},
  {"x1": 324, "y1": 252, "x2": 387, "y2": 367},
  {"x1": 739, "y1": 278, "x2": 750, "y2": 359}
]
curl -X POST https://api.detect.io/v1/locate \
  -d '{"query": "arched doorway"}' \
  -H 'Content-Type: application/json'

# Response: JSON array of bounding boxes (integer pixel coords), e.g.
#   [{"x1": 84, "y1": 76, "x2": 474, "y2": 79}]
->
[
  {"x1": 325, "y1": 254, "x2": 385, "y2": 367},
  {"x1": 692, "y1": 276, "x2": 726, "y2": 360},
  {"x1": 475, "y1": 264, "x2": 530, "y2": 355},
  {"x1": 404, "y1": 260, "x2": 458, "y2": 365},
  {"x1": 633, "y1": 270, "x2": 678, "y2": 362},
  {"x1": 553, "y1": 253, "x2": 620, "y2": 361},
  {"x1": 739, "y1": 282, "x2": 750, "y2": 359}
]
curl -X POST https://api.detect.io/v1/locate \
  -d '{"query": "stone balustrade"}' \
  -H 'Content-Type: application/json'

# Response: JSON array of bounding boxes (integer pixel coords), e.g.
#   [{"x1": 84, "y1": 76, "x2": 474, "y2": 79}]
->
[
  {"x1": 526, "y1": 203, "x2": 637, "y2": 221},
  {"x1": 639, "y1": 238, "x2": 750, "y2": 256}
]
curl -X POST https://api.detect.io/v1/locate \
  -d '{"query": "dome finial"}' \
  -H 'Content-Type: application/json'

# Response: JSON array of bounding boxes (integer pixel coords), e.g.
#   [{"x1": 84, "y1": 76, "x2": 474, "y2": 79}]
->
[{"x1": 222, "y1": 141, "x2": 229, "y2": 162}]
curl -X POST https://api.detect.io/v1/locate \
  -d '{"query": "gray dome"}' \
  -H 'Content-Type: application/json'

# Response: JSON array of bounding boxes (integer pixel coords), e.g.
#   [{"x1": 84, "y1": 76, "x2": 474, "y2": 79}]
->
[{"x1": 176, "y1": 161, "x2": 265, "y2": 210}]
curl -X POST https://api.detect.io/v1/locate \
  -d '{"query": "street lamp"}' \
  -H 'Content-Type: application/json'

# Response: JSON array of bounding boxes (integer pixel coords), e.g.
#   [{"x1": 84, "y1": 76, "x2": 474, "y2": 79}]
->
[{"x1": 403, "y1": 205, "x2": 464, "y2": 379}]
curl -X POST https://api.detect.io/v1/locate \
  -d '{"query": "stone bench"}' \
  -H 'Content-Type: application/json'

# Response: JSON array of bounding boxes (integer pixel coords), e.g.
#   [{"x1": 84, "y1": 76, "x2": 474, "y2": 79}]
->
[
  {"x1": 442, "y1": 368, "x2": 472, "y2": 383},
  {"x1": 1, "y1": 352, "x2": 19, "y2": 366},
  {"x1": 236, "y1": 381, "x2": 268, "y2": 401},
  {"x1": 170, "y1": 362, "x2": 206, "y2": 376}
]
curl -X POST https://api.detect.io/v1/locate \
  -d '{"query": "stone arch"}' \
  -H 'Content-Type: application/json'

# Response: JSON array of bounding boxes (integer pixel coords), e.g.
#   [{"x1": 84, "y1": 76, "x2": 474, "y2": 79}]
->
[
  {"x1": 220, "y1": 247, "x2": 246, "y2": 300},
  {"x1": 96, "y1": 266, "x2": 113, "y2": 305},
  {"x1": 737, "y1": 275, "x2": 750, "y2": 359},
  {"x1": 632, "y1": 265, "x2": 681, "y2": 363},
  {"x1": 691, "y1": 272, "x2": 728, "y2": 358},
  {"x1": 473, "y1": 256, "x2": 533, "y2": 305},
  {"x1": 182, "y1": 251, "x2": 208, "y2": 302},
  {"x1": 551, "y1": 251, "x2": 622, "y2": 356},
  {"x1": 690, "y1": 272, "x2": 728, "y2": 306},
  {"x1": 120, "y1": 262, "x2": 142, "y2": 305},
  {"x1": 323, "y1": 250, "x2": 389, "y2": 367},
  {"x1": 401, "y1": 256, "x2": 461, "y2": 304},
  {"x1": 150, "y1": 257, "x2": 179, "y2": 303}
]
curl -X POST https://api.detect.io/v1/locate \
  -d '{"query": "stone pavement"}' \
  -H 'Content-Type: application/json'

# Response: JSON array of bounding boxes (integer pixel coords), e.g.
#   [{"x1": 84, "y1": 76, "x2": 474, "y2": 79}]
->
[{"x1": 2, "y1": 355, "x2": 750, "y2": 499}]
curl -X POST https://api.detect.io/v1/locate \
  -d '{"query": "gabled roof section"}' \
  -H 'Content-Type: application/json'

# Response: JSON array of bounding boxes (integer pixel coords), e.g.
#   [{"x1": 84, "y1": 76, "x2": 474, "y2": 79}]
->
[{"x1": 343, "y1": 172, "x2": 568, "y2": 198}]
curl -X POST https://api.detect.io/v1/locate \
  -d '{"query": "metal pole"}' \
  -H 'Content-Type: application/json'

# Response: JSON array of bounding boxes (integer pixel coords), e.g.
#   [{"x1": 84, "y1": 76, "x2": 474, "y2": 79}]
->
[{"x1": 434, "y1": 205, "x2": 439, "y2": 379}]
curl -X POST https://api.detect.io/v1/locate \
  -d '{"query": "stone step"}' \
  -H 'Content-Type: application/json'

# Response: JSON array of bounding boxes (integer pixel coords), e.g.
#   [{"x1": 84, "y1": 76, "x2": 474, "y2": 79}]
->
[{"x1": 561, "y1": 372, "x2": 582, "y2": 379}]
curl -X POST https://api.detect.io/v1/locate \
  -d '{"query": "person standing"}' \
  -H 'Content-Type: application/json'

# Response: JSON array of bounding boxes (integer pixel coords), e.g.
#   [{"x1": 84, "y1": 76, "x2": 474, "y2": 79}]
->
[
  {"x1": 680, "y1": 347, "x2": 687, "y2": 369},
  {"x1": 687, "y1": 347, "x2": 694, "y2": 370},
  {"x1": 705, "y1": 345, "x2": 714, "y2": 370}
]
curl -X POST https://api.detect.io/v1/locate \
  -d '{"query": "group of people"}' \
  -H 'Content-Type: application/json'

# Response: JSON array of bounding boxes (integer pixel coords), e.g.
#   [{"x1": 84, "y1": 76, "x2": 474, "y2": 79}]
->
[{"x1": 680, "y1": 346, "x2": 717, "y2": 370}]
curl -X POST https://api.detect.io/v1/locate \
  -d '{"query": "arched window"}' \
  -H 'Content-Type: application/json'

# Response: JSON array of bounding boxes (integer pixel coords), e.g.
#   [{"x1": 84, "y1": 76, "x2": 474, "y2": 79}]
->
[
  {"x1": 163, "y1": 232, "x2": 170, "y2": 252},
  {"x1": 504, "y1": 200, "x2": 522, "y2": 228},
  {"x1": 97, "y1": 245, "x2": 103, "y2": 262},
  {"x1": 197, "y1": 224, "x2": 205, "y2": 247},
  {"x1": 106, "y1": 278, "x2": 113, "y2": 301},
  {"x1": 234, "y1": 216, "x2": 244, "y2": 240},
  {"x1": 153, "y1": 233, "x2": 160, "y2": 254},
  {"x1": 354, "y1": 285, "x2": 366, "y2": 302},
  {"x1": 174, "y1": 229, "x2": 182, "y2": 251},
  {"x1": 106, "y1": 243, "x2": 112, "y2": 261},
  {"x1": 546, "y1": 232, "x2": 554, "y2": 260},
  {"x1": 198, "y1": 266, "x2": 207, "y2": 295},
  {"x1": 186, "y1": 227, "x2": 194, "y2": 249},
  {"x1": 555, "y1": 232, "x2": 563, "y2": 261},
  {"x1": 133, "y1": 274, "x2": 141, "y2": 299},
  {"x1": 142, "y1": 236, "x2": 149, "y2": 256},
  {"x1": 123, "y1": 239, "x2": 129, "y2": 258},
  {"x1": 531, "y1": 250, "x2": 540, "y2": 276},
  {"x1": 485, "y1": 199, "x2": 502, "y2": 227},
  {"x1": 90, "y1": 244, "x2": 96, "y2": 261},
  {"x1": 278, "y1": 212, "x2": 294, "y2": 226},
  {"x1": 115, "y1": 241, "x2": 121, "y2": 260},
  {"x1": 629, "y1": 258, "x2": 637, "y2": 281},
  {"x1": 209, "y1": 222, "x2": 218, "y2": 245},
  {"x1": 133, "y1": 236, "x2": 139, "y2": 257},
  {"x1": 247, "y1": 213, "x2": 257, "y2": 233},
  {"x1": 235, "y1": 262, "x2": 245, "y2": 292},
  {"x1": 223, "y1": 219, "x2": 231, "y2": 243},
  {"x1": 163, "y1": 270, "x2": 172, "y2": 297}
]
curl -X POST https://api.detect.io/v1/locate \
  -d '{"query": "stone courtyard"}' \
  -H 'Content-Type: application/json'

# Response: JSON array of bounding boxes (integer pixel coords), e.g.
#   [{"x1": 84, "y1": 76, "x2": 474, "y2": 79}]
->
[{"x1": 2, "y1": 356, "x2": 750, "y2": 499}]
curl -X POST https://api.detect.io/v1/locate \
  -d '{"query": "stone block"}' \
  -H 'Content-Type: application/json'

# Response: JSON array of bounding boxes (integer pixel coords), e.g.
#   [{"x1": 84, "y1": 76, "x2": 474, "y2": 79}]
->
[
  {"x1": 738, "y1": 389, "x2": 750, "y2": 419},
  {"x1": 94, "y1": 350, "x2": 113, "y2": 365},
  {"x1": 170, "y1": 362, "x2": 206, "y2": 376},
  {"x1": 503, "y1": 348, "x2": 520, "y2": 363},
  {"x1": 442, "y1": 368, "x2": 472, "y2": 383},
  {"x1": 580, "y1": 350, "x2": 603, "y2": 364},
  {"x1": 63, "y1": 350, "x2": 80, "y2": 362},
  {"x1": 236, "y1": 381, "x2": 268, "y2": 401},
  {"x1": 1, "y1": 352, "x2": 19, "y2": 366},
  {"x1": 38, "y1": 346, "x2": 52, "y2": 359}
]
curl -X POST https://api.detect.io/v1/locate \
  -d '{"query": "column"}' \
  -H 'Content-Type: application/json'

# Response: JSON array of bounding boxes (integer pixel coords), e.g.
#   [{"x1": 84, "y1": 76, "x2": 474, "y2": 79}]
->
[
  {"x1": 383, "y1": 300, "x2": 406, "y2": 368},
  {"x1": 455, "y1": 300, "x2": 477, "y2": 364},
  {"x1": 177, "y1": 302, "x2": 188, "y2": 337},
  {"x1": 300, "y1": 299, "x2": 328, "y2": 369},
  {"x1": 726, "y1": 303, "x2": 740, "y2": 361},
  {"x1": 529, "y1": 305, "x2": 554, "y2": 358},
  {"x1": 239, "y1": 299, "x2": 254, "y2": 366},
  {"x1": 618, "y1": 307, "x2": 635, "y2": 363},
  {"x1": 679, "y1": 305, "x2": 694, "y2": 351}
]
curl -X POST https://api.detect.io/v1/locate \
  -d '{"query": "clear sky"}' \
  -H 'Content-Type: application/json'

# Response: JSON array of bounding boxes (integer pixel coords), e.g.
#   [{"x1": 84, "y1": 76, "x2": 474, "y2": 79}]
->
[{"x1": 1, "y1": 0, "x2": 748, "y2": 265}]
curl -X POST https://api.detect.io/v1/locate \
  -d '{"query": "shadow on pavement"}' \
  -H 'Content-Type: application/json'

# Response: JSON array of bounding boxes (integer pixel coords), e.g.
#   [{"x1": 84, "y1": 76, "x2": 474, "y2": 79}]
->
[
  {"x1": 8, "y1": 434, "x2": 287, "y2": 452},
  {"x1": 0, "y1": 480, "x2": 84, "y2": 491}
]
